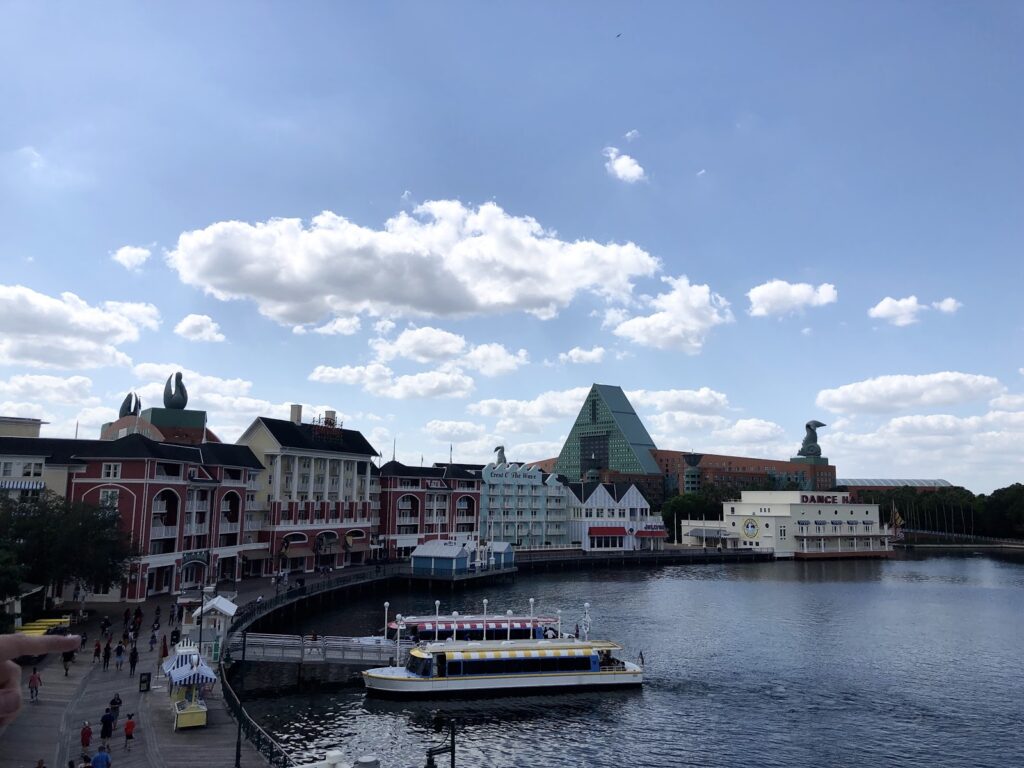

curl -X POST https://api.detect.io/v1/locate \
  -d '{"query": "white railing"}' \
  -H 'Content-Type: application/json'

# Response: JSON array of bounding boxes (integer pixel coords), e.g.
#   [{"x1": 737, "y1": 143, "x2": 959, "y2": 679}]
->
[
  {"x1": 154, "y1": 472, "x2": 181, "y2": 482},
  {"x1": 219, "y1": 521, "x2": 240, "y2": 534},
  {"x1": 245, "y1": 518, "x2": 266, "y2": 531},
  {"x1": 152, "y1": 501, "x2": 168, "y2": 514},
  {"x1": 150, "y1": 524, "x2": 177, "y2": 539},
  {"x1": 185, "y1": 523, "x2": 209, "y2": 536}
]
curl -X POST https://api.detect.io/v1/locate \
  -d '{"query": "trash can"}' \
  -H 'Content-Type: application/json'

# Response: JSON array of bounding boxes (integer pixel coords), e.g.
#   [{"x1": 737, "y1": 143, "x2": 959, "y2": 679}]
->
[{"x1": 139, "y1": 672, "x2": 152, "y2": 693}]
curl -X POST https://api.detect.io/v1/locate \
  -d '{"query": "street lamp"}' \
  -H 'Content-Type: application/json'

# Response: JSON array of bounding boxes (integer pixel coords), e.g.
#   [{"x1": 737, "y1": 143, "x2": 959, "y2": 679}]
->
[
  {"x1": 556, "y1": 609, "x2": 562, "y2": 639},
  {"x1": 528, "y1": 597, "x2": 535, "y2": 638},
  {"x1": 395, "y1": 614, "x2": 403, "y2": 666},
  {"x1": 196, "y1": 584, "x2": 214, "y2": 661},
  {"x1": 384, "y1": 602, "x2": 390, "y2": 640},
  {"x1": 434, "y1": 600, "x2": 441, "y2": 642},
  {"x1": 451, "y1": 611, "x2": 459, "y2": 642},
  {"x1": 506, "y1": 609, "x2": 513, "y2": 641},
  {"x1": 482, "y1": 599, "x2": 488, "y2": 641}
]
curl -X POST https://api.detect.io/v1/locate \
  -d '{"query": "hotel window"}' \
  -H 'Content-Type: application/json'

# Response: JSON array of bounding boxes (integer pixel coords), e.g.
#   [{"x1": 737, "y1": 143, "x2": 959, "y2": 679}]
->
[
  {"x1": 779, "y1": 526, "x2": 787, "y2": 539},
  {"x1": 101, "y1": 463, "x2": 121, "y2": 479},
  {"x1": 99, "y1": 489, "x2": 119, "y2": 509},
  {"x1": 1, "y1": 462, "x2": 13, "y2": 476},
  {"x1": 23, "y1": 462, "x2": 43, "y2": 478}
]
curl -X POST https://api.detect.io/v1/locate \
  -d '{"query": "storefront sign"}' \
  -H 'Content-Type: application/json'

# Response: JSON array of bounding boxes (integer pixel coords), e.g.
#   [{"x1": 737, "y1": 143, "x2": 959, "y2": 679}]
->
[
  {"x1": 182, "y1": 550, "x2": 209, "y2": 566},
  {"x1": 800, "y1": 494, "x2": 850, "y2": 504}
]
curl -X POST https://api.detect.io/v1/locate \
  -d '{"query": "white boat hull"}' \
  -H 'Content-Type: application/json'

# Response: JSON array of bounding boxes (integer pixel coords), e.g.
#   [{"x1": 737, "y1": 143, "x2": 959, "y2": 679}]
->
[{"x1": 362, "y1": 663, "x2": 643, "y2": 699}]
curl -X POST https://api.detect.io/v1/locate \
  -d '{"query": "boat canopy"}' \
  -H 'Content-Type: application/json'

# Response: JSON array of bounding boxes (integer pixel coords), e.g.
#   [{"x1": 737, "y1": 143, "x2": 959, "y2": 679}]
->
[{"x1": 445, "y1": 647, "x2": 593, "y2": 661}]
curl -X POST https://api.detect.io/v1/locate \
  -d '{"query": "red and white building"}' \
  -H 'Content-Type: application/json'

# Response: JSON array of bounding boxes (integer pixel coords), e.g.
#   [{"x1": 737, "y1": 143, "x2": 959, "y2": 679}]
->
[
  {"x1": 378, "y1": 461, "x2": 481, "y2": 559},
  {"x1": 236, "y1": 406, "x2": 382, "y2": 574},
  {"x1": 566, "y1": 481, "x2": 667, "y2": 552}
]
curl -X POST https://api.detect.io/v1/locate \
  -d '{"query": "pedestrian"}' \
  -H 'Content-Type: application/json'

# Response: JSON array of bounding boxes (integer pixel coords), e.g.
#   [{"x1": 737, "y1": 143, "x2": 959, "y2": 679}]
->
[
  {"x1": 62, "y1": 649, "x2": 75, "y2": 676},
  {"x1": 151, "y1": 619, "x2": 159, "y2": 634},
  {"x1": 148, "y1": 632, "x2": 156, "y2": 652},
  {"x1": 28, "y1": 667, "x2": 41, "y2": 702},
  {"x1": 128, "y1": 646, "x2": 138, "y2": 677},
  {"x1": 114, "y1": 642, "x2": 124, "y2": 671},
  {"x1": 109, "y1": 693, "x2": 122, "y2": 728},
  {"x1": 90, "y1": 745, "x2": 111, "y2": 768},
  {"x1": 123, "y1": 713, "x2": 135, "y2": 751},
  {"x1": 80, "y1": 631, "x2": 88, "y2": 651},
  {"x1": 160, "y1": 635, "x2": 168, "y2": 662},
  {"x1": 122, "y1": 608, "x2": 130, "y2": 631},
  {"x1": 177, "y1": 604, "x2": 184, "y2": 624},
  {"x1": 102, "y1": 642, "x2": 111, "y2": 670},
  {"x1": 93, "y1": 640, "x2": 101, "y2": 664},
  {"x1": 80, "y1": 721, "x2": 92, "y2": 750},
  {"x1": 99, "y1": 708, "x2": 114, "y2": 746},
  {"x1": 77, "y1": 754, "x2": 92, "y2": 768},
  {"x1": 155, "y1": 605, "x2": 161, "y2": 621}
]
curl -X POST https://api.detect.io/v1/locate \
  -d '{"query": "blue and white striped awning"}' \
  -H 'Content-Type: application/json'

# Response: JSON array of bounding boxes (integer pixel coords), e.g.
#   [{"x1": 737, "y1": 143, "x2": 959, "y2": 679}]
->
[
  {"x1": 0, "y1": 480, "x2": 45, "y2": 490},
  {"x1": 168, "y1": 662, "x2": 217, "y2": 686}
]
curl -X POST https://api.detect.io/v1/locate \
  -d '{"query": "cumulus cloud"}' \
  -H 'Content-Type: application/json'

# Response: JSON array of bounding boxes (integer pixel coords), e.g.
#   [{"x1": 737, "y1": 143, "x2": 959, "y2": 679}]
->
[
  {"x1": 932, "y1": 297, "x2": 962, "y2": 314},
  {"x1": 816, "y1": 372, "x2": 1004, "y2": 414},
  {"x1": 612, "y1": 275, "x2": 733, "y2": 353},
  {"x1": 648, "y1": 411, "x2": 729, "y2": 434},
  {"x1": 712, "y1": 418, "x2": 785, "y2": 444},
  {"x1": 747, "y1": 280, "x2": 838, "y2": 317},
  {"x1": 990, "y1": 393, "x2": 1024, "y2": 411},
  {"x1": 424, "y1": 419, "x2": 486, "y2": 442},
  {"x1": 373, "y1": 318, "x2": 396, "y2": 335},
  {"x1": 309, "y1": 362, "x2": 474, "y2": 399},
  {"x1": 0, "y1": 374, "x2": 99, "y2": 405},
  {"x1": 110, "y1": 245, "x2": 151, "y2": 271},
  {"x1": 460, "y1": 344, "x2": 528, "y2": 376},
  {"x1": 294, "y1": 317, "x2": 361, "y2": 336},
  {"x1": 174, "y1": 314, "x2": 226, "y2": 342},
  {"x1": 165, "y1": 201, "x2": 659, "y2": 324},
  {"x1": 628, "y1": 387, "x2": 730, "y2": 414},
  {"x1": 602, "y1": 147, "x2": 647, "y2": 183},
  {"x1": 469, "y1": 387, "x2": 591, "y2": 434},
  {"x1": 558, "y1": 346, "x2": 605, "y2": 364},
  {"x1": 372, "y1": 326, "x2": 467, "y2": 363},
  {"x1": 0, "y1": 284, "x2": 160, "y2": 369},
  {"x1": 624, "y1": 129, "x2": 640, "y2": 142},
  {"x1": 868, "y1": 296, "x2": 927, "y2": 326}
]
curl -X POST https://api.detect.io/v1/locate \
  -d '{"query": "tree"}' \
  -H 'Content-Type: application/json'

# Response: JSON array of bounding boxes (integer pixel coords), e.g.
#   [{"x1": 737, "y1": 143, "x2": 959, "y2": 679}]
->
[
  {"x1": 0, "y1": 492, "x2": 135, "y2": 602},
  {"x1": 0, "y1": 547, "x2": 23, "y2": 633}
]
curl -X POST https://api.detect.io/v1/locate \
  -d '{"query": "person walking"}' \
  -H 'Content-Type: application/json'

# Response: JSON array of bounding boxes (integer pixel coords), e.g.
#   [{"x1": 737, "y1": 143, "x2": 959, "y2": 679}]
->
[
  {"x1": 80, "y1": 631, "x2": 88, "y2": 652},
  {"x1": 102, "y1": 641, "x2": 111, "y2": 671},
  {"x1": 90, "y1": 745, "x2": 111, "y2": 768},
  {"x1": 128, "y1": 646, "x2": 139, "y2": 677},
  {"x1": 80, "y1": 721, "x2": 92, "y2": 751},
  {"x1": 148, "y1": 632, "x2": 156, "y2": 652},
  {"x1": 160, "y1": 635, "x2": 168, "y2": 661},
  {"x1": 114, "y1": 642, "x2": 124, "y2": 672},
  {"x1": 62, "y1": 649, "x2": 74, "y2": 676},
  {"x1": 92, "y1": 640, "x2": 101, "y2": 664},
  {"x1": 28, "y1": 667, "x2": 41, "y2": 702},
  {"x1": 123, "y1": 713, "x2": 135, "y2": 751},
  {"x1": 109, "y1": 693, "x2": 122, "y2": 729},
  {"x1": 99, "y1": 708, "x2": 114, "y2": 746}
]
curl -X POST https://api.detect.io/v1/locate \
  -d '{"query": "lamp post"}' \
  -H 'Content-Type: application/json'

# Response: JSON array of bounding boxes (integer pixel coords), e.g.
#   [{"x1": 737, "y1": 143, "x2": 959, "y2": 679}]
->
[
  {"x1": 528, "y1": 597, "x2": 535, "y2": 638},
  {"x1": 556, "y1": 609, "x2": 562, "y2": 639},
  {"x1": 506, "y1": 610, "x2": 513, "y2": 641},
  {"x1": 395, "y1": 614, "x2": 403, "y2": 666},
  {"x1": 451, "y1": 611, "x2": 459, "y2": 642},
  {"x1": 196, "y1": 584, "x2": 213, "y2": 661},
  {"x1": 482, "y1": 599, "x2": 488, "y2": 641},
  {"x1": 434, "y1": 600, "x2": 440, "y2": 642},
  {"x1": 384, "y1": 602, "x2": 390, "y2": 640}
]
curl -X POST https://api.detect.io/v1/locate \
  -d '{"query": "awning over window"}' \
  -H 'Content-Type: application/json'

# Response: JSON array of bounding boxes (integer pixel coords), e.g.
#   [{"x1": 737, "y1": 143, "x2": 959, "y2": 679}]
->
[
  {"x1": 241, "y1": 550, "x2": 272, "y2": 561},
  {"x1": 588, "y1": 526, "x2": 627, "y2": 536},
  {"x1": 0, "y1": 480, "x2": 45, "y2": 490},
  {"x1": 635, "y1": 529, "x2": 667, "y2": 538},
  {"x1": 283, "y1": 546, "x2": 314, "y2": 558}
]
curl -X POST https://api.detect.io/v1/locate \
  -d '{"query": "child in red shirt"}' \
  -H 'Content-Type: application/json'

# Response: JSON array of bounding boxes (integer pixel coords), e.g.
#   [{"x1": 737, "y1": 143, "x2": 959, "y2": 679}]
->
[{"x1": 124, "y1": 713, "x2": 136, "y2": 751}]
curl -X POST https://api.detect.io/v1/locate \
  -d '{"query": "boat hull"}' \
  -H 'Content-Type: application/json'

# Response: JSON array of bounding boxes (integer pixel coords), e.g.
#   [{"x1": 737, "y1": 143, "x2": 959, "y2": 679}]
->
[{"x1": 362, "y1": 667, "x2": 643, "y2": 699}]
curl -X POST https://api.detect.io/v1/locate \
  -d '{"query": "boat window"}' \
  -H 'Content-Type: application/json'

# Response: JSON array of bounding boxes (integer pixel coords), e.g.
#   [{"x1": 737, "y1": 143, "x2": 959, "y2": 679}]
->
[{"x1": 405, "y1": 655, "x2": 432, "y2": 677}]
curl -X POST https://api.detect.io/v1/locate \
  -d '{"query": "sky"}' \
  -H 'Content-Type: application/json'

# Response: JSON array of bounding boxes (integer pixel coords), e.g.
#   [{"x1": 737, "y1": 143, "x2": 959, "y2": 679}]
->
[{"x1": 0, "y1": 2, "x2": 1022, "y2": 493}]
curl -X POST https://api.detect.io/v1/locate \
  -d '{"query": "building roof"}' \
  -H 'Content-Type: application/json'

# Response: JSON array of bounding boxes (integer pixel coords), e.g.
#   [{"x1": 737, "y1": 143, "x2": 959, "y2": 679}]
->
[
  {"x1": 837, "y1": 479, "x2": 953, "y2": 488},
  {"x1": 411, "y1": 540, "x2": 469, "y2": 558},
  {"x1": 0, "y1": 433, "x2": 261, "y2": 469},
  {"x1": 197, "y1": 443, "x2": 264, "y2": 470},
  {"x1": 257, "y1": 417, "x2": 379, "y2": 457},
  {"x1": 564, "y1": 480, "x2": 649, "y2": 505},
  {"x1": 380, "y1": 460, "x2": 479, "y2": 481}
]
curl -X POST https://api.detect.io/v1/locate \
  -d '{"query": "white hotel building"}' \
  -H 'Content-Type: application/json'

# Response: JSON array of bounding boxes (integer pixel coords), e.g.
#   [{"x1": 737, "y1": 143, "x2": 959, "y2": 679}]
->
[
  {"x1": 479, "y1": 463, "x2": 571, "y2": 548},
  {"x1": 684, "y1": 490, "x2": 893, "y2": 559}
]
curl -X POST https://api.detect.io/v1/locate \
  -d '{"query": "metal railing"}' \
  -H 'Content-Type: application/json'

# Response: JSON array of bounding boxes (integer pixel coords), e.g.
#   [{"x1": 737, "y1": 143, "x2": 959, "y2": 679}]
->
[{"x1": 221, "y1": 669, "x2": 294, "y2": 768}]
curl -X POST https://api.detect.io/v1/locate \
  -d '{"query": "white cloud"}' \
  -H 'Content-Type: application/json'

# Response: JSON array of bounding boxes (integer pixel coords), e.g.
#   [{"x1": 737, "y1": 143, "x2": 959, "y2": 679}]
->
[
  {"x1": 600, "y1": 307, "x2": 630, "y2": 329},
  {"x1": 628, "y1": 387, "x2": 730, "y2": 414},
  {"x1": 460, "y1": 344, "x2": 528, "y2": 376},
  {"x1": 372, "y1": 326, "x2": 467, "y2": 363},
  {"x1": 747, "y1": 280, "x2": 838, "y2": 317},
  {"x1": 558, "y1": 346, "x2": 605, "y2": 364},
  {"x1": 613, "y1": 275, "x2": 733, "y2": 353},
  {"x1": 990, "y1": 393, "x2": 1024, "y2": 411},
  {"x1": 0, "y1": 374, "x2": 99, "y2": 405},
  {"x1": 174, "y1": 314, "x2": 226, "y2": 342},
  {"x1": 424, "y1": 420, "x2": 486, "y2": 442},
  {"x1": 649, "y1": 411, "x2": 729, "y2": 435},
  {"x1": 868, "y1": 295, "x2": 927, "y2": 326},
  {"x1": 166, "y1": 201, "x2": 659, "y2": 324},
  {"x1": 309, "y1": 362, "x2": 474, "y2": 399},
  {"x1": 469, "y1": 387, "x2": 591, "y2": 434},
  {"x1": 624, "y1": 129, "x2": 640, "y2": 142},
  {"x1": 312, "y1": 317, "x2": 361, "y2": 336},
  {"x1": 801, "y1": 327, "x2": 812, "y2": 336},
  {"x1": 0, "y1": 285, "x2": 160, "y2": 369},
  {"x1": 110, "y1": 245, "x2": 151, "y2": 271},
  {"x1": 696, "y1": 169, "x2": 706, "y2": 177},
  {"x1": 932, "y1": 297, "x2": 962, "y2": 314},
  {"x1": 816, "y1": 372, "x2": 1004, "y2": 414},
  {"x1": 373, "y1": 318, "x2": 396, "y2": 335},
  {"x1": 0, "y1": 401, "x2": 53, "y2": 421},
  {"x1": 602, "y1": 147, "x2": 647, "y2": 183},
  {"x1": 711, "y1": 418, "x2": 785, "y2": 444},
  {"x1": 512, "y1": 439, "x2": 566, "y2": 462}
]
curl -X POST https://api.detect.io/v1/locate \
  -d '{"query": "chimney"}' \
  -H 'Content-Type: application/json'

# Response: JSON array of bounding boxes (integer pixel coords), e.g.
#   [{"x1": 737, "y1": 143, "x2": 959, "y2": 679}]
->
[
  {"x1": 290, "y1": 404, "x2": 302, "y2": 424},
  {"x1": 325, "y1": 410, "x2": 336, "y2": 427}
]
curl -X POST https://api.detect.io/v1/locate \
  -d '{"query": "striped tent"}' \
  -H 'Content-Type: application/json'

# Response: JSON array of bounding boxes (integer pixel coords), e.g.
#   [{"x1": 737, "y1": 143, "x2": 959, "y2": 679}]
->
[
  {"x1": 446, "y1": 647, "x2": 593, "y2": 660},
  {"x1": 0, "y1": 480, "x2": 46, "y2": 490},
  {"x1": 420, "y1": 621, "x2": 550, "y2": 631},
  {"x1": 168, "y1": 662, "x2": 217, "y2": 686}
]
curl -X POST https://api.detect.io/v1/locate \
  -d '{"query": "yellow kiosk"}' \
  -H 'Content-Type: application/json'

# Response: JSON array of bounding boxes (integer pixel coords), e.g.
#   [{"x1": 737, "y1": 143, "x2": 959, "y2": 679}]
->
[{"x1": 161, "y1": 641, "x2": 217, "y2": 730}]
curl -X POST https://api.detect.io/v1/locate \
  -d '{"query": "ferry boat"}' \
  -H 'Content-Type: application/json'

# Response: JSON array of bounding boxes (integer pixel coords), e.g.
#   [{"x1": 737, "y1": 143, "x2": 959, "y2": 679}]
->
[
  {"x1": 388, "y1": 614, "x2": 560, "y2": 642},
  {"x1": 362, "y1": 637, "x2": 643, "y2": 698}
]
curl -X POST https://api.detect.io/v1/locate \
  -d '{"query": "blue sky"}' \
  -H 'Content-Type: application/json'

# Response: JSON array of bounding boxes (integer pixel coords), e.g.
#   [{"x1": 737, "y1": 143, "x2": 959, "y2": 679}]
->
[{"x1": 1, "y1": 2, "x2": 1021, "y2": 492}]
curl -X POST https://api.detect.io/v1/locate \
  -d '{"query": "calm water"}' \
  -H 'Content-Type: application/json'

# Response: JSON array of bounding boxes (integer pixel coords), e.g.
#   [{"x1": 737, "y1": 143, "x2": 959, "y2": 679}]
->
[{"x1": 244, "y1": 556, "x2": 1024, "y2": 767}]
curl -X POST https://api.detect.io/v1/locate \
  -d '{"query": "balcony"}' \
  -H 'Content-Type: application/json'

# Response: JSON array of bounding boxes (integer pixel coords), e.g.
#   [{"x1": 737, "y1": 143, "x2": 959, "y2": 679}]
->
[
  {"x1": 219, "y1": 521, "x2": 240, "y2": 534},
  {"x1": 186, "y1": 502, "x2": 208, "y2": 514},
  {"x1": 184, "y1": 523, "x2": 209, "y2": 536},
  {"x1": 245, "y1": 517, "x2": 266, "y2": 531},
  {"x1": 150, "y1": 524, "x2": 177, "y2": 539},
  {"x1": 397, "y1": 516, "x2": 418, "y2": 526},
  {"x1": 456, "y1": 514, "x2": 475, "y2": 524},
  {"x1": 152, "y1": 501, "x2": 168, "y2": 514},
  {"x1": 154, "y1": 472, "x2": 182, "y2": 482}
]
